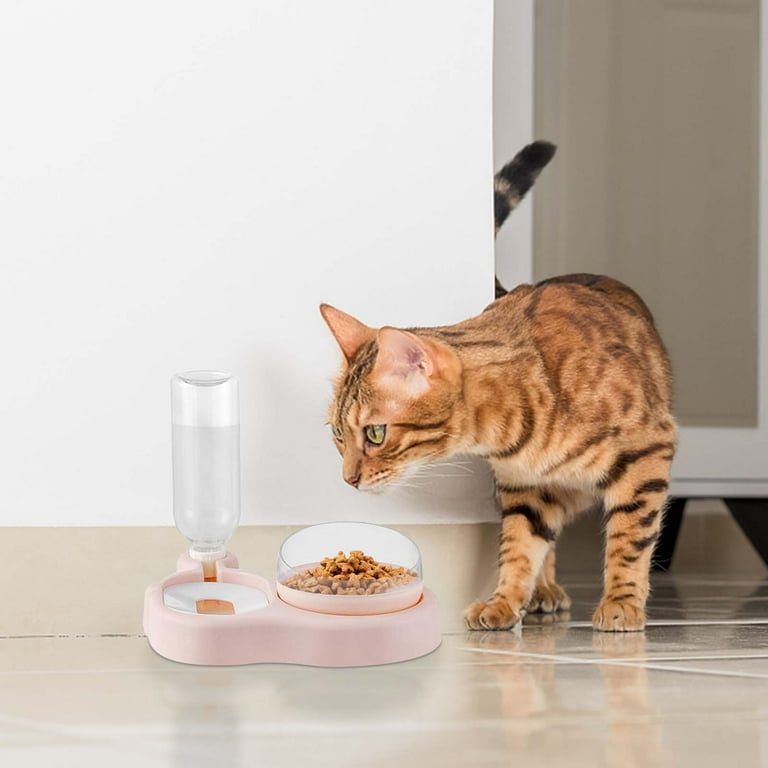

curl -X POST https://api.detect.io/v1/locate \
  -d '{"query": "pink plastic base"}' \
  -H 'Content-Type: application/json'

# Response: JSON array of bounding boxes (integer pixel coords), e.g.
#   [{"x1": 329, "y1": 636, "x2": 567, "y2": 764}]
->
[{"x1": 143, "y1": 553, "x2": 442, "y2": 667}]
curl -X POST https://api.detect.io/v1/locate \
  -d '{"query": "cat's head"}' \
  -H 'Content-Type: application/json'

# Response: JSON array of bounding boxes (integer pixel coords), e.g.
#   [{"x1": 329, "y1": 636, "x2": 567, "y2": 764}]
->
[{"x1": 320, "y1": 304, "x2": 463, "y2": 491}]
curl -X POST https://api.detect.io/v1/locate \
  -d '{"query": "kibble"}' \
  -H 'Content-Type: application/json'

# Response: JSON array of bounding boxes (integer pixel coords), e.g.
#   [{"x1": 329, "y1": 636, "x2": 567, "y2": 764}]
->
[{"x1": 282, "y1": 550, "x2": 417, "y2": 595}]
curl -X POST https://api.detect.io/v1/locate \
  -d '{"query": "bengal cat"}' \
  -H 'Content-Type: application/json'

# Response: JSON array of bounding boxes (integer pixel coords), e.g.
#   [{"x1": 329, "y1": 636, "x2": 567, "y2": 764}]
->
[{"x1": 320, "y1": 141, "x2": 677, "y2": 631}]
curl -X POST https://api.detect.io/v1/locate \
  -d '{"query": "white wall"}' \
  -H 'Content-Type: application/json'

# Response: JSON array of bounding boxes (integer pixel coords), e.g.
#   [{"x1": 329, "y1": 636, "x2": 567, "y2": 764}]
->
[
  {"x1": 1, "y1": 1, "x2": 533, "y2": 527},
  {"x1": 493, "y1": 0, "x2": 535, "y2": 290}
]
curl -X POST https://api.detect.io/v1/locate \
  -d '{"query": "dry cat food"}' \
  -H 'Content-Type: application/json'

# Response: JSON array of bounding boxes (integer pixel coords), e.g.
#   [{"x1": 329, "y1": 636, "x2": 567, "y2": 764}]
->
[{"x1": 282, "y1": 550, "x2": 418, "y2": 595}]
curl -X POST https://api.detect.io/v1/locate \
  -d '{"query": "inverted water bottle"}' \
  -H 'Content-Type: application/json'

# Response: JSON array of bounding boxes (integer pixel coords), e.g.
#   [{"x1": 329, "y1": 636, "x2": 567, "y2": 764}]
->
[{"x1": 171, "y1": 371, "x2": 240, "y2": 571}]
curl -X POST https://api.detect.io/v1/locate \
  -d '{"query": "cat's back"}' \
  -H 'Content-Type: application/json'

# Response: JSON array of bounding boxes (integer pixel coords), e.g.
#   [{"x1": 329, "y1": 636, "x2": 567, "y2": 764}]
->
[
  {"x1": 469, "y1": 272, "x2": 673, "y2": 416},
  {"x1": 532, "y1": 273, "x2": 656, "y2": 325},
  {"x1": 488, "y1": 273, "x2": 653, "y2": 324},
  {"x1": 485, "y1": 273, "x2": 661, "y2": 351}
]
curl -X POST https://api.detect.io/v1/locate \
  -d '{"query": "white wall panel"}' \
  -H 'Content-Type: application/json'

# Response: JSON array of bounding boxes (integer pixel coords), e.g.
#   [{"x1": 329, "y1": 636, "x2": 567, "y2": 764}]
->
[{"x1": 0, "y1": 1, "x2": 535, "y2": 525}]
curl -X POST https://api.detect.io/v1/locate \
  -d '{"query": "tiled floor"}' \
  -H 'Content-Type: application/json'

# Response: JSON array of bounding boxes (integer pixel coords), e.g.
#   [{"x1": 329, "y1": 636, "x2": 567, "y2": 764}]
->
[{"x1": 2, "y1": 573, "x2": 767, "y2": 768}]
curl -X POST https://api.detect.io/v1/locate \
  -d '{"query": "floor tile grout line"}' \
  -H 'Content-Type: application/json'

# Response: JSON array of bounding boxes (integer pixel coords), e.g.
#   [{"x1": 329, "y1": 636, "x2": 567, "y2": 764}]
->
[
  {"x1": 613, "y1": 661, "x2": 768, "y2": 680},
  {"x1": 600, "y1": 653, "x2": 768, "y2": 663},
  {"x1": 3, "y1": 660, "x2": 768, "y2": 678},
  {"x1": 443, "y1": 617, "x2": 768, "y2": 635},
  {"x1": 458, "y1": 647, "x2": 632, "y2": 665},
  {"x1": 461, "y1": 651, "x2": 768, "y2": 664},
  {"x1": 458, "y1": 647, "x2": 768, "y2": 679},
  {"x1": 10, "y1": 715, "x2": 750, "y2": 738},
  {"x1": 0, "y1": 634, "x2": 146, "y2": 640},
  {"x1": 4, "y1": 617, "x2": 768, "y2": 640},
  {"x1": 665, "y1": 618, "x2": 766, "y2": 623}
]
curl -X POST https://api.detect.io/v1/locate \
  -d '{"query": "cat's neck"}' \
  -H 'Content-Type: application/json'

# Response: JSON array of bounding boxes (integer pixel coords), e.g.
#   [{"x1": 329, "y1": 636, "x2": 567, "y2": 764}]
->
[{"x1": 423, "y1": 332, "x2": 537, "y2": 458}]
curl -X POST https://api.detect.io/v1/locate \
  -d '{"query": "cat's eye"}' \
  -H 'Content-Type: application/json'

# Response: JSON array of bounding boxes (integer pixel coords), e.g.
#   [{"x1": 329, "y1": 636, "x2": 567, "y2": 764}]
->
[
  {"x1": 331, "y1": 425, "x2": 343, "y2": 442},
  {"x1": 364, "y1": 424, "x2": 386, "y2": 445}
]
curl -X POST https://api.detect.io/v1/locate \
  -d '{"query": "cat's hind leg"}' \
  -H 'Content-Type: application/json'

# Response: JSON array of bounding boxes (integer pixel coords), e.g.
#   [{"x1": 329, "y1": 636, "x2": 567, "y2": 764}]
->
[
  {"x1": 464, "y1": 487, "x2": 565, "y2": 630},
  {"x1": 527, "y1": 544, "x2": 572, "y2": 614},
  {"x1": 593, "y1": 445, "x2": 674, "y2": 631}
]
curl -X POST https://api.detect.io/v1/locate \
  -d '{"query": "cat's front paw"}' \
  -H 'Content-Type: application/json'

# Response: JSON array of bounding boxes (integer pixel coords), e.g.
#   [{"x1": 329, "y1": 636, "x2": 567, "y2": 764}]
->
[
  {"x1": 464, "y1": 597, "x2": 523, "y2": 631},
  {"x1": 592, "y1": 598, "x2": 646, "y2": 632},
  {"x1": 527, "y1": 582, "x2": 572, "y2": 614}
]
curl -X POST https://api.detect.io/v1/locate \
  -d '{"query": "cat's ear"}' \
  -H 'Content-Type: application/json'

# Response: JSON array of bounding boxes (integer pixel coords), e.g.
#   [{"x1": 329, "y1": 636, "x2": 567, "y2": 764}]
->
[
  {"x1": 372, "y1": 327, "x2": 435, "y2": 397},
  {"x1": 319, "y1": 304, "x2": 376, "y2": 363}
]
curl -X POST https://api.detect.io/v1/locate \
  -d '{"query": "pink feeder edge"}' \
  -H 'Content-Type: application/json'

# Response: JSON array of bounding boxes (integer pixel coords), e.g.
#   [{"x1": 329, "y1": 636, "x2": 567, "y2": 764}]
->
[{"x1": 143, "y1": 554, "x2": 442, "y2": 667}]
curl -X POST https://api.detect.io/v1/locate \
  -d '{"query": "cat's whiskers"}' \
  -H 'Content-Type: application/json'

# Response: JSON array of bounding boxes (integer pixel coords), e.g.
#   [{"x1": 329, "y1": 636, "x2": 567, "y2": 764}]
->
[
  {"x1": 392, "y1": 474, "x2": 428, "y2": 488},
  {"x1": 406, "y1": 456, "x2": 475, "y2": 476},
  {"x1": 428, "y1": 460, "x2": 476, "y2": 475},
  {"x1": 384, "y1": 455, "x2": 479, "y2": 491}
]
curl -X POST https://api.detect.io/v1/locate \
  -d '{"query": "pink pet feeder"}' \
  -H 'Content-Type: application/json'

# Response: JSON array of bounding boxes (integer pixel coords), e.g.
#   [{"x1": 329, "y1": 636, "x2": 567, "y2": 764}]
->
[{"x1": 143, "y1": 372, "x2": 441, "y2": 667}]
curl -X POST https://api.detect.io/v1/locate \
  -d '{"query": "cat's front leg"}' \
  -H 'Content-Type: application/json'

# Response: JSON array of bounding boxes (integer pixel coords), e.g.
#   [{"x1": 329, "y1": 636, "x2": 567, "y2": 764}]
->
[{"x1": 464, "y1": 488, "x2": 564, "y2": 630}]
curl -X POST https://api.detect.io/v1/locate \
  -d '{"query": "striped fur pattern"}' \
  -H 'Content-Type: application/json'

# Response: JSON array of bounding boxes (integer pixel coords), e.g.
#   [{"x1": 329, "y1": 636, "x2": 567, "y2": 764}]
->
[{"x1": 320, "y1": 147, "x2": 676, "y2": 632}]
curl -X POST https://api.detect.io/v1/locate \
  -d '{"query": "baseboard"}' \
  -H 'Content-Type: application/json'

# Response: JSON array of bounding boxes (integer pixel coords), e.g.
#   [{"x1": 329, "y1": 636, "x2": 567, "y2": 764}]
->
[
  {"x1": 2, "y1": 524, "x2": 501, "y2": 638},
  {"x1": 5, "y1": 511, "x2": 762, "y2": 639}
]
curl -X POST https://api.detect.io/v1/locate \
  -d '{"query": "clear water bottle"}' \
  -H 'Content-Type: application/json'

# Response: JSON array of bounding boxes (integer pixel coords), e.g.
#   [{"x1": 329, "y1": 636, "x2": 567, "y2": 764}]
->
[{"x1": 171, "y1": 371, "x2": 240, "y2": 565}]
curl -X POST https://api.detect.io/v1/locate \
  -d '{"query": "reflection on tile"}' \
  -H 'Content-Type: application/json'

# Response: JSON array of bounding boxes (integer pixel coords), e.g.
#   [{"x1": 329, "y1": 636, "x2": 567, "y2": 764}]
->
[
  {"x1": 643, "y1": 657, "x2": 768, "y2": 679},
  {"x1": 522, "y1": 571, "x2": 768, "y2": 627},
  {"x1": 3, "y1": 633, "x2": 768, "y2": 768},
  {"x1": 2, "y1": 572, "x2": 768, "y2": 767},
  {"x1": 460, "y1": 622, "x2": 768, "y2": 664}
]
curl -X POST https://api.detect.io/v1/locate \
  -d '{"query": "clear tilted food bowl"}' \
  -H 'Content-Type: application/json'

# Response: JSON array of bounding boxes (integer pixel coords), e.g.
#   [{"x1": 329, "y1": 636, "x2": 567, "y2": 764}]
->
[{"x1": 276, "y1": 522, "x2": 424, "y2": 615}]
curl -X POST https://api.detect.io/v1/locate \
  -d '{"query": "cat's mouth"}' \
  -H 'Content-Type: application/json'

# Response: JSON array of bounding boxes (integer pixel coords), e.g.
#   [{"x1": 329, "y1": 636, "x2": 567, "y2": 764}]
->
[
  {"x1": 359, "y1": 483, "x2": 388, "y2": 495},
  {"x1": 356, "y1": 468, "x2": 401, "y2": 494},
  {"x1": 358, "y1": 476, "x2": 393, "y2": 494},
  {"x1": 358, "y1": 463, "x2": 424, "y2": 494}
]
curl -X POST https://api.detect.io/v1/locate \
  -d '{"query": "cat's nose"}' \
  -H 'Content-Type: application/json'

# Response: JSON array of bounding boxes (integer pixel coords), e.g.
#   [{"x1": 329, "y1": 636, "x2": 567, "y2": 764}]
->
[{"x1": 344, "y1": 471, "x2": 361, "y2": 488}]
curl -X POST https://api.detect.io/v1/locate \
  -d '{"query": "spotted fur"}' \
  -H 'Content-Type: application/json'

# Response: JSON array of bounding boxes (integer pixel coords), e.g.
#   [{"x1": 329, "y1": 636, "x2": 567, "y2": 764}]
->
[{"x1": 320, "y1": 145, "x2": 676, "y2": 632}]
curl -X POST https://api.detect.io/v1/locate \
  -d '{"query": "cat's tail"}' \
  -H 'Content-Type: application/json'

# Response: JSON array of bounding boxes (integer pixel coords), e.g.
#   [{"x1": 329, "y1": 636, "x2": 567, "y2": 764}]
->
[
  {"x1": 494, "y1": 140, "x2": 557, "y2": 298},
  {"x1": 494, "y1": 140, "x2": 557, "y2": 233}
]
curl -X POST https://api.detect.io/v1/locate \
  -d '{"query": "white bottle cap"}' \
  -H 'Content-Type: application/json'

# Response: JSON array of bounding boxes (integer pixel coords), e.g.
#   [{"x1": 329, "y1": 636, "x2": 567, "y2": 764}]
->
[
  {"x1": 171, "y1": 371, "x2": 239, "y2": 427},
  {"x1": 188, "y1": 546, "x2": 228, "y2": 561}
]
